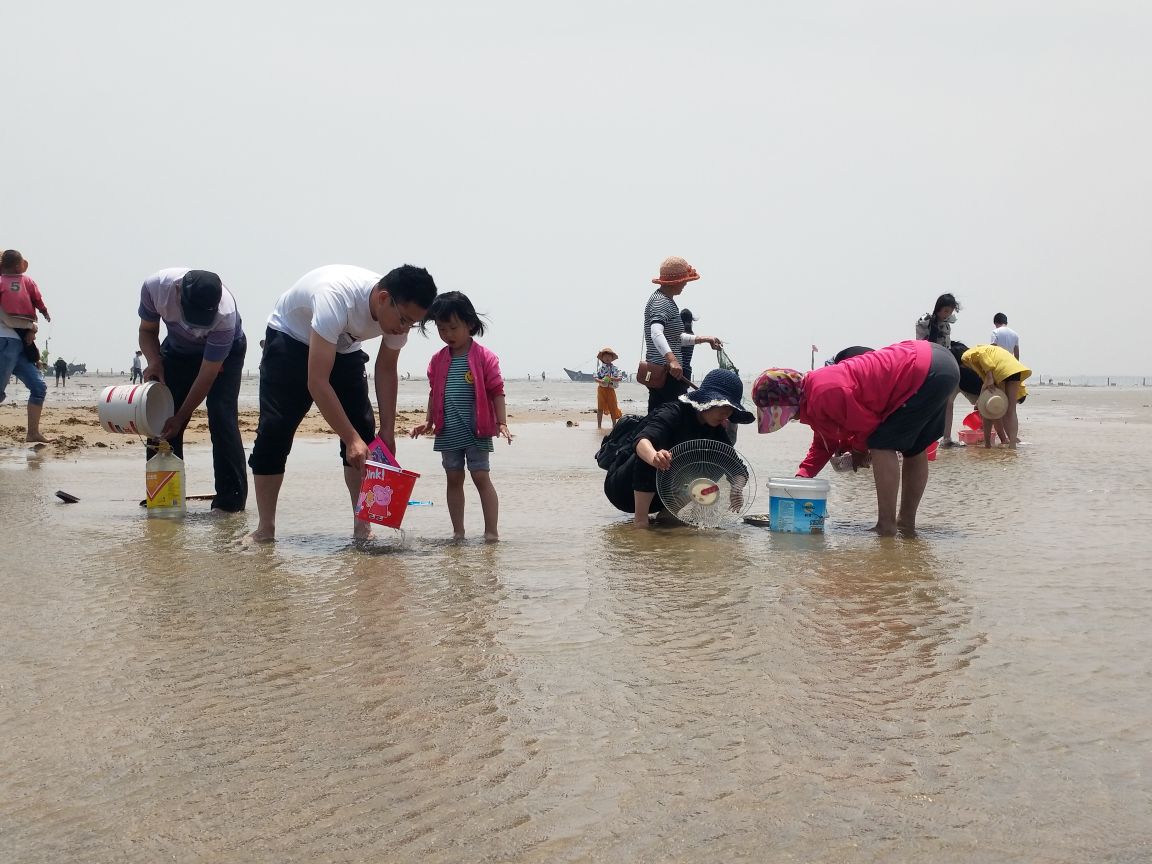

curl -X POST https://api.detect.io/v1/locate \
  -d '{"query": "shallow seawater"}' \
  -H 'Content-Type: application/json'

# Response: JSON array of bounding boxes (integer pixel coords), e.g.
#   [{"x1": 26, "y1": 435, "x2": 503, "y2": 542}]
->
[{"x1": 2, "y1": 388, "x2": 1150, "y2": 862}]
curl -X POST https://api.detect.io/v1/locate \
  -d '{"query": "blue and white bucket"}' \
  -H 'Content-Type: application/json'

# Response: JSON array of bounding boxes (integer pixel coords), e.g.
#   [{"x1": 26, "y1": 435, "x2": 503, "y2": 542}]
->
[{"x1": 767, "y1": 477, "x2": 830, "y2": 533}]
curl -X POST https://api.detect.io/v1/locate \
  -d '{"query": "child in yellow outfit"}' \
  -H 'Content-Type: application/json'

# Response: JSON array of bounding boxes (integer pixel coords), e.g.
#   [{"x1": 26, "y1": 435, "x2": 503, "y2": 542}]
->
[
  {"x1": 595, "y1": 348, "x2": 624, "y2": 429},
  {"x1": 961, "y1": 344, "x2": 1032, "y2": 449}
]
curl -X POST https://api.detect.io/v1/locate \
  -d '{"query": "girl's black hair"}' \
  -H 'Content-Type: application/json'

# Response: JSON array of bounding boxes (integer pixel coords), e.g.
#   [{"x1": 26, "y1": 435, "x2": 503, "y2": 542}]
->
[
  {"x1": 932, "y1": 293, "x2": 960, "y2": 316},
  {"x1": 425, "y1": 290, "x2": 486, "y2": 336},
  {"x1": 927, "y1": 293, "x2": 960, "y2": 343},
  {"x1": 680, "y1": 307, "x2": 696, "y2": 334}
]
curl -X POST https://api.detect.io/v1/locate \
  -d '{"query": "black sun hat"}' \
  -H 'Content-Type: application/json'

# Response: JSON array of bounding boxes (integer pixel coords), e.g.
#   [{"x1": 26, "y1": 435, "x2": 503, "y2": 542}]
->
[{"x1": 679, "y1": 369, "x2": 754, "y2": 424}]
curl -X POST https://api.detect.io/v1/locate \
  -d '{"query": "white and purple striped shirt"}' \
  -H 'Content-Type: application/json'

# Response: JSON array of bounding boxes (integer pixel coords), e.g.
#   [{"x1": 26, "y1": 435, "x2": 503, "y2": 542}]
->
[{"x1": 138, "y1": 268, "x2": 243, "y2": 362}]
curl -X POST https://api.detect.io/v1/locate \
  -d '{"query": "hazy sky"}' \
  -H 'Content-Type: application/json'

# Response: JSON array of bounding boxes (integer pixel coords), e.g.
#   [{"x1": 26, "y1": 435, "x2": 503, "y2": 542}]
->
[{"x1": 6, "y1": 1, "x2": 1150, "y2": 377}]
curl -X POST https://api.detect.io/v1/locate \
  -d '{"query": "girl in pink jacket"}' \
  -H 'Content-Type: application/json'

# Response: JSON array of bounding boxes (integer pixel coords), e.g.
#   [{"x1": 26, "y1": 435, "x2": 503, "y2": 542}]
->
[{"x1": 411, "y1": 292, "x2": 512, "y2": 541}]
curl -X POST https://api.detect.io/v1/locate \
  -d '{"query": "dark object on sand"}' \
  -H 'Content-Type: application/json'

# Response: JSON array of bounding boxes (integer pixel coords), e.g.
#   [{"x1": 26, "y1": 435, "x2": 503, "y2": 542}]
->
[{"x1": 56, "y1": 490, "x2": 80, "y2": 503}]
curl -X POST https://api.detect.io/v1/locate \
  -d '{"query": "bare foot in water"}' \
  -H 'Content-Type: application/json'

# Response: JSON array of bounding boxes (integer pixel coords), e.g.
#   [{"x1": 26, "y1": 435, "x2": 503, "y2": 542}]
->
[
  {"x1": 870, "y1": 522, "x2": 898, "y2": 537},
  {"x1": 452, "y1": 531, "x2": 466, "y2": 542},
  {"x1": 352, "y1": 522, "x2": 375, "y2": 542},
  {"x1": 484, "y1": 532, "x2": 500, "y2": 543},
  {"x1": 242, "y1": 528, "x2": 276, "y2": 545}
]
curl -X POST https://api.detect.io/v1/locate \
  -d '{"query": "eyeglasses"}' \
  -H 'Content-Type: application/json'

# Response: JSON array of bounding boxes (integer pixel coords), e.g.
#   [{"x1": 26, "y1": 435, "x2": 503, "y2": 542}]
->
[{"x1": 389, "y1": 295, "x2": 420, "y2": 330}]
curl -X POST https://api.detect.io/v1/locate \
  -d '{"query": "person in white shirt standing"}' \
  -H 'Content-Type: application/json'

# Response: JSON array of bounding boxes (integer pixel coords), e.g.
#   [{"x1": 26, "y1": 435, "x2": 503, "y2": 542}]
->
[
  {"x1": 990, "y1": 313, "x2": 1020, "y2": 359},
  {"x1": 130, "y1": 350, "x2": 143, "y2": 383},
  {"x1": 245, "y1": 264, "x2": 438, "y2": 544}
]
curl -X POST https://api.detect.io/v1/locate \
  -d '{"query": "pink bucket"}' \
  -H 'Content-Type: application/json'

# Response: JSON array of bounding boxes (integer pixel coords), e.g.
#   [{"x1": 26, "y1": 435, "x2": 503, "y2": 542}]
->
[{"x1": 355, "y1": 461, "x2": 420, "y2": 529}]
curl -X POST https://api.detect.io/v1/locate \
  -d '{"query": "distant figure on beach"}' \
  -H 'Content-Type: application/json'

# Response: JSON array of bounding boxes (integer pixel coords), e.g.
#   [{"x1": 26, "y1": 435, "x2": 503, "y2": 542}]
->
[
  {"x1": 679, "y1": 308, "x2": 698, "y2": 382},
  {"x1": 990, "y1": 313, "x2": 1020, "y2": 359},
  {"x1": 640, "y1": 257, "x2": 723, "y2": 413},
  {"x1": 594, "y1": 347, "x2": 624, "y2": 429},
  {"x1": 754, "y1": 340, "x2": 959, "y2": 536},
  {"x1": 0, "y1": 250, "x2": 52, "y2": 443},
  {"x1": 541, "y1": 370, "x2": 546, "y2": 381},
  {"x1": 796, "y1": 346, "x2": 875, "y2": 477},
  {"x1": 410, "y1": 292, "x2": 511, "y2": 542},
  {"x1": 0, "y1": 250, "x2": 51, "y2": 352},
  {"x1": 915, "y1": 292, "x2": 962, "y2": 447},
  {"x1": 130, "y1": 350, "x2": 143, "y2": 383},
  {"x1": 603, "y1": 369, "x2": 753, "y2": 527},
  {"x1": 247, "y1": 264, "x2": 438, "y2": 543},
  {"x1": 960, "y1": 343, "x2": 1032, "y2": 449},
  {"x1": 138, "y1": 268, "x2": 248, "y2": 512},
  {"x1": 53, "y1": 356, "x2": 67, "y2": 387}
]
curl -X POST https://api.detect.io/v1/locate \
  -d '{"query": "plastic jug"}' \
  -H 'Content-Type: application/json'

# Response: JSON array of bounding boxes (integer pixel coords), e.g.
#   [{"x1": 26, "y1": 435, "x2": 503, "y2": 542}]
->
[{"x1": 146, "y1": 440, "x2": 186, "y2": 518}]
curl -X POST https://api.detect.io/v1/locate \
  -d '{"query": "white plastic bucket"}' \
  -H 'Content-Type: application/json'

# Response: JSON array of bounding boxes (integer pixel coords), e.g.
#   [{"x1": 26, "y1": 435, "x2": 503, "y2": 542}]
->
[
  {"x1": 97, "y1": 382, "x2": 175, "y2": 437},
  {"x1": 768, "y1": 477, "x2": 830, "y2": 534}
]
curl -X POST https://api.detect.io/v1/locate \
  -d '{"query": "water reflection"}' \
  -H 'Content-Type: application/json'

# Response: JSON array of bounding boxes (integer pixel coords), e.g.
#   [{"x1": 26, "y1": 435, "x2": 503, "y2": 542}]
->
[{"x1": 5, "y1": 391, "x2": 1152, "y2": 861}]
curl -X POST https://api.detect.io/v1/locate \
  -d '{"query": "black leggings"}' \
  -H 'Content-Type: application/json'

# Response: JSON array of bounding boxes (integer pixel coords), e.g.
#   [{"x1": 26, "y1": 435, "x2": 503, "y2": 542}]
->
[{"x1": 147, "y1": 335, "x2": 248, "y2": 512}]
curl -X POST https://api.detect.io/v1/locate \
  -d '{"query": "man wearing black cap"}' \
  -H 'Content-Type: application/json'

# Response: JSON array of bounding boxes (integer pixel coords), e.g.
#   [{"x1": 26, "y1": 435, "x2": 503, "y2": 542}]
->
[{"x1": 138, "y1": 267, "x2": 247, "y2": 512}]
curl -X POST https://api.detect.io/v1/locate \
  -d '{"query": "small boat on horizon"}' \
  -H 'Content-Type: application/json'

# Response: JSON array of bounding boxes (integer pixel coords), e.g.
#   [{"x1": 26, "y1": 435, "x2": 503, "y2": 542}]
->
[{"x1": 564, "y1": 367, "x2": 596, "y2": 382}]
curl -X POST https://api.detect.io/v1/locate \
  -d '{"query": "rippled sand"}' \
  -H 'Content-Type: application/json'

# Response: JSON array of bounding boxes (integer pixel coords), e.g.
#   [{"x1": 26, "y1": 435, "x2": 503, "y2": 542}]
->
[{"x1": 2, "y1": 387, "x2": 1150, "y2": 862}]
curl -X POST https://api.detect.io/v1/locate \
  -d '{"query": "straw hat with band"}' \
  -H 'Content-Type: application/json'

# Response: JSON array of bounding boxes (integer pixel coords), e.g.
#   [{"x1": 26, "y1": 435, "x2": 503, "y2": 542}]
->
[
  {"x1": 652, "y1": 256, "x2": 700, "y2": 285},
  {"x1": 977, "y1": 387, "x2": 1008, "y2": 420},
  {"x1": 679, "y1": 369, "x2": 754, "y2": 424},
  {"x1": 597, "y1": 347, "x2": 619, "y2": 362}
]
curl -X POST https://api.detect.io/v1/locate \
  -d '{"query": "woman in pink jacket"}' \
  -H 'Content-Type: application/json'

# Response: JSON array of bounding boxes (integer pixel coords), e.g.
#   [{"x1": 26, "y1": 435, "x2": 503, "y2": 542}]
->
[
  {"x1": 753, "y1": 340, "x2": 959, "y2": 536},
  {"x1": 411, "y1": 292, "x2": 512, "y2": 541}
]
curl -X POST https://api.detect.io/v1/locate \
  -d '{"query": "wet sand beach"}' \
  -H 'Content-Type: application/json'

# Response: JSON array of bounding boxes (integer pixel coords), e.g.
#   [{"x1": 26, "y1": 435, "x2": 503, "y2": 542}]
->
[{"x1": 1, "y1": 384, "x2": 1151, "y2": 862}]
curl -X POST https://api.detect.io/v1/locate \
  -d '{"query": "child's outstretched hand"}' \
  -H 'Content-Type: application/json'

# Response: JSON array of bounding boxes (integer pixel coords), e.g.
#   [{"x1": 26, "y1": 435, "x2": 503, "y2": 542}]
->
[
  {"x1": 410, "y1": 422, "x2": 434, "y2": 438},
  {"x1": 498, "y1": 423, "x2": 514, "y2": 444}
]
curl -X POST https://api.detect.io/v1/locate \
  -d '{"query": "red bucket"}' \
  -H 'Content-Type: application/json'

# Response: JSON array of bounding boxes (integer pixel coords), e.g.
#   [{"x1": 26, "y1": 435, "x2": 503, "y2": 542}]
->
[{"x1": 354, "y1": 461, "x2": 420, "y2": 528}]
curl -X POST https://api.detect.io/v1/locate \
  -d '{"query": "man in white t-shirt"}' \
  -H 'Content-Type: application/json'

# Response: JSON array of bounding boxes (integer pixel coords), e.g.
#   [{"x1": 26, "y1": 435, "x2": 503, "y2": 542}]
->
[
  {"x1": 246, "y1": 264, "x2": 438, "y2": 543},
  {"x1": 990, "y1": 313, "x2": 1020, "y2": 359}
]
